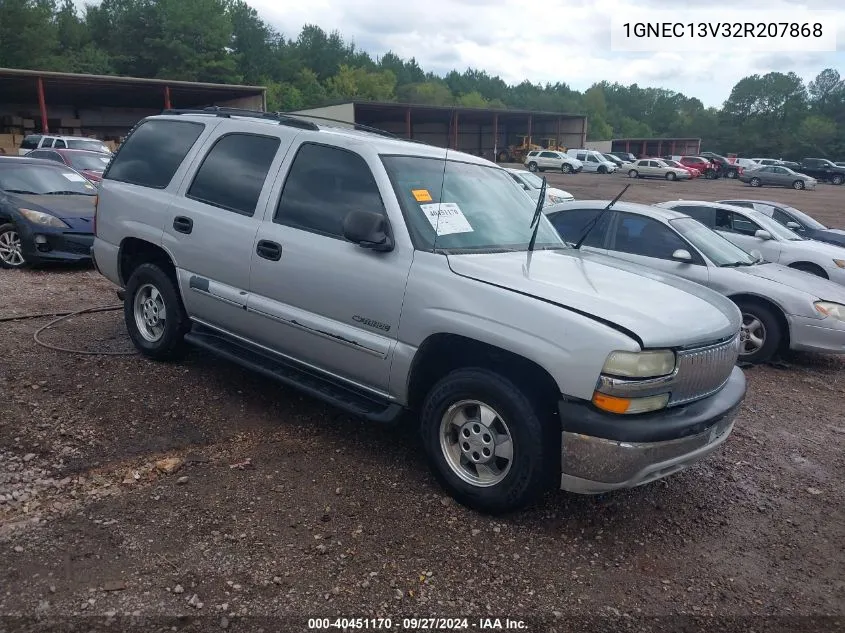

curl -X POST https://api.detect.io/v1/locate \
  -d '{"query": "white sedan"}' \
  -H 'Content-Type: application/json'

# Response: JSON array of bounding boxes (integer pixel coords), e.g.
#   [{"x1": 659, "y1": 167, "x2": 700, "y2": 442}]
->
[{"x1": 656, "y1": 200, "x2": 845, "y2": 286}]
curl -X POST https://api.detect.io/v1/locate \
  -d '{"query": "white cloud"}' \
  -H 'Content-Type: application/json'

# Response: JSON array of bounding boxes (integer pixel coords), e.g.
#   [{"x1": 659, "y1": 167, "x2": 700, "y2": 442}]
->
[{"x1": 251, "y1": 0, "x2": 845, "y2": 107}]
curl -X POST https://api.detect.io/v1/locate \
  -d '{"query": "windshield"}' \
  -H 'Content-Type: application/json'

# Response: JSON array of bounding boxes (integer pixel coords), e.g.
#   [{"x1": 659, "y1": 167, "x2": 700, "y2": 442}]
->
[
  {"x1": 66, "y1": 153, "x2": 111, "y2": 171},
  {"x1": 779, "y1": 205, "x2": 826, "y2": 230},
  {"x1": 517, "y1": 171, "x2": 543, "y2": 189},
  {"x1": 66, "y1": 138, "x2": 111, "y2": 153},
  {"x1": 670, "y1": 217, "x2": 757, "y2": 266},
  {"x1": 382, "y1": 156, "x2": 565, "y2": 253},
  {"x1": 748, "y1": 210, "x2": 807, "y2": 241},
  {"x1": 0, "y1": 164, "x2": 97, "y2": 195}
]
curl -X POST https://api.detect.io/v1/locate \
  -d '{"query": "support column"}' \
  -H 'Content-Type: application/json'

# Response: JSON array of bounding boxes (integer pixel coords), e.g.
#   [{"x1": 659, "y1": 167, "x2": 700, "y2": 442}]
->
[
  {"x1": 556, "y1": 117, "x2": 561, "y2": 149},
  {"x1": 581, "y1": 118, "x2": 586, "y2": 148},
  {"x1": 36, "y1": 77, "x2": 48, "y2": 134},
  {"x1": 452, "y1": 111, "x2": 459, "y2": 149},
  {"x1": 405, "y1": 107, "x2": 411, "y2": 139},
  {"x1": 641, "y1": 140, "x2": 646, "y2": 157},
  {"x1": 164, "y1": 86, "x2": 172, "y2": 110},
  {"x1": 670, "y1": 140, "x2": 675, "y2": 156},
  {"x1": 492, "y1": 113, "x2": 498, "y2": 161},
  {"x1": 527, "y1": 115, "x2": 533, "y2": 145},
  {"x1": 657, "y1": 141, "x2": 663, "y2": 157}
]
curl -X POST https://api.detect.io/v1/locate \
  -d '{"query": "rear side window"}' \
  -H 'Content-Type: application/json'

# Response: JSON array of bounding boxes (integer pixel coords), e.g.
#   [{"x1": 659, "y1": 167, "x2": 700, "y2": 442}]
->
[
  {"x1": 104, "y1": 119, "x2": 204, "y2": 189},
  {"x1": 187, "y1": 133, "x2": 280, "y2": 216},
  {"x1": 20, "y1": 135, "x2": 41, "y2": 150},
  {"x1": 548, "y1": 209, "x2": 606, "y2": 247},
  {"x1": 274, "y1": 143, "x2": 385, "y2": 239},
  {"x1": 674, "y1": 205, "x2": 716, "y2": 226}
]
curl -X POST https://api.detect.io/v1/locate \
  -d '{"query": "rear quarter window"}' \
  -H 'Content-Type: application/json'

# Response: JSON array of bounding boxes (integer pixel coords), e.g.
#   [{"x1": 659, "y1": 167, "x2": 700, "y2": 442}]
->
[{"x1": 104, "y1": 119, "x2": 205, "y2": 189}]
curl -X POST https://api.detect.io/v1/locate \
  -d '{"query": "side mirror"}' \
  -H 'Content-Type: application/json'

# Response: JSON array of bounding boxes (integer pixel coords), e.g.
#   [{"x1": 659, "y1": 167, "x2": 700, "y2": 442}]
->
[
  {"x1": 671, "y1": 248, "x2": 693, "y2": 262},
  {"x1": 750, "y1": 249, "x2": 764, "y2": 263},
  {"x1": 786, "y1": 221, "x2": 801, "y2": 230},
  {"x1": 342, "y1": 210, "x2": 394, "y2": 252},
  {"x1": 754, "y1": 229, "x2": 772, "y2": 240}
]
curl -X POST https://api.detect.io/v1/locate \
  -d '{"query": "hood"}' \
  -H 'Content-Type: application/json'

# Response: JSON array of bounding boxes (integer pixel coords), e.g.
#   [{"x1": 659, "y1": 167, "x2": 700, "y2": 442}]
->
[
  {"x1": 739, "y1": 262, "x2": 845, "y2": 302},
  {"x1": 790, "y1": 237, "x2": 845, "y2": 260},
  {"x1": 546, "y1": 187, "x2": 573, "y2": 201},
  {"x1": 815, "y1": 228, "x2": 845, "y2": 247},
  {"x1": 10, "y1": 193, "x2": 96, "y2": 219},
  {"x1": 446, "y1": 249, "x2": 740, "y2": 348}
]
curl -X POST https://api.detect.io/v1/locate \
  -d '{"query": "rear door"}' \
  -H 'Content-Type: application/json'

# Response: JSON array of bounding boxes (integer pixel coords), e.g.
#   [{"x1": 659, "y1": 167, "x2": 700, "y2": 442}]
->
[
  {"x1": 162, "y1": 127, "x2": 294, "y2": 337},
  {"x1": 605, "y1": 212, "x2": 711, "y2": 285}
]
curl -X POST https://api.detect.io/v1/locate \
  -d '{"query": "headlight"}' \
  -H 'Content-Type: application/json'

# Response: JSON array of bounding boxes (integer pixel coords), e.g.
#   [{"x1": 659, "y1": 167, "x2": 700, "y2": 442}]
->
[
  {"x1": 815, "y1": 301, "x2": 845, "y2": 321},
  {"x1": 601, "y1": 349, "x2": 676, "y2": 378},
  {"x1": 19, "y1": 208, "x2": 70, "y2": 229},
  {"x1": 833, "y1": 259, "x2": 845, "y2": 269}
]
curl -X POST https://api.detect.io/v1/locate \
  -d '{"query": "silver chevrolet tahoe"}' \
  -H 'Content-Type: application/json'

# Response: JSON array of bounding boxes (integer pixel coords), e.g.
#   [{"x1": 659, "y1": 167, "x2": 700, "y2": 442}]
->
[{"x1": 91, "y1": 108, "x2": 747, "y2": 514}]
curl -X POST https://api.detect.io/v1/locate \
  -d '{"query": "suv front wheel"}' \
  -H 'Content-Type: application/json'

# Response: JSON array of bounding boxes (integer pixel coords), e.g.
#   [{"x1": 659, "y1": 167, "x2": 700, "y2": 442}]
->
[
  {"x1": 420, "y1": 368, "x2": 552, "y2": 514},
  {"x1": 124, "y1": 262, "x2": 190, "y2": 360}
]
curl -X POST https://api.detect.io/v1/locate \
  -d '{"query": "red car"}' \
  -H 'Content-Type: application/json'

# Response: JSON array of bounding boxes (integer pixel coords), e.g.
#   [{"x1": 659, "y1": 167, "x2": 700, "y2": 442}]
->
[
  {"x1": 661, "y1": 158, "x2": 701, "y2": 178},
  {"x1": 677, "y1": 156, "x2": 718, "y2": 179},
  {"x1": 23, "y1": 148, "x2": 111, "y2": 184}
]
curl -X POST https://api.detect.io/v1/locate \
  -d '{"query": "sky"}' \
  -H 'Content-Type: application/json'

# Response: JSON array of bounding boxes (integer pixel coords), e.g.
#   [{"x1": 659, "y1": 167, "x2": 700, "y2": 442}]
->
[{"x1": 249, "y1": 0, "x2": 845, "y2": 108}]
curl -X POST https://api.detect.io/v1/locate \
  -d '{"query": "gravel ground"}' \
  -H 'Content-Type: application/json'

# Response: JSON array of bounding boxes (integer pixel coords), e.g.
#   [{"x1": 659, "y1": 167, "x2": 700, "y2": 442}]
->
[{"x1": 1, "y1": 176, "x2": 844, "y2": 633}]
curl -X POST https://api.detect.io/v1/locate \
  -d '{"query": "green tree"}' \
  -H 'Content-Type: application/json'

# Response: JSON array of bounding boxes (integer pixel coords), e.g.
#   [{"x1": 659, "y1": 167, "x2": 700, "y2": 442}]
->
[
  {"x1": 0, "y1": 0, "x2": 59, "y2": 69},
  {"x1": 798, "y1": 115, "x2": 836, "y2": 155}
]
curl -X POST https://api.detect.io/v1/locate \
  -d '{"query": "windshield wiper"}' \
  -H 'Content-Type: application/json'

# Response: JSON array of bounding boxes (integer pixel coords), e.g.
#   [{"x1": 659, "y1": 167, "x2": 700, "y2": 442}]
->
[
  {"x1": 573, "y1": 184, "x2": 630, "y2": 249},
  {"x1": 719, "y1": 261, "x2": 753, "y2": 267},
  {"x1": 3, "y1": 189, "x2": 38, "y2": 194},
  {"x1": 525, "y1": 176, "x2": 548, "y2": 255},
  {"x1": 43, "y1": 191, "x2": 93, "y2": 196}
]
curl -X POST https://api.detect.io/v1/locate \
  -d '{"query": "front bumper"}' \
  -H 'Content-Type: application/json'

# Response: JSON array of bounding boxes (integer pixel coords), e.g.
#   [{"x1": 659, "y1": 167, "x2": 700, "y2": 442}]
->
[
  {"x1": 788, "y1": 313, "x2": 845, "y2": 354},
  {"x1": 558, "y1": 365, "x2": 746, "y2": 494},
  {"x1": 18, "y1": 222, "x2": 93, "y2": 264}
]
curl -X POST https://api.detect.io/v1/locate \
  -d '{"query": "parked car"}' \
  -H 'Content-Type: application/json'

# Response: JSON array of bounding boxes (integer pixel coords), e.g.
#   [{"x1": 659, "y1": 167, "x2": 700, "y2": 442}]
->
[
  {"x1": 661, "y1": 158, "x2": 701, "y2": 178},
  {"x1": 609, "y1": 151, "x2": 638, "y2": 163},
  {"x1": 504, "y1": 168, "x2": 574, "y2": 205},
  {"x1": 544, "y1": 200, "x2": 845, "y2": 364},
  {"x1": 794, "y1": 158, "x2": 845, "y2": 185},
  {"x1": 0, "y1": 156, "x2": 98, "y2": 268},
  {"x1": 656, "y1": 200, "x2": 845, "y2": 284},
  {"x1": 565, "y1": 149, "x2": 618, "y2": 174},
  {"x1": 836, "y1": 162, "x2": 845, "y2": 168},
  {"x1": 717, "y1": 199, "x2": 845, "y2": 248},
  {"x1": 626, "y1": 158, "x2": 690, "y2": 181},
  {"x1": 602, "y1": 153, "x2": 629, "y2": 168},
  {"x1": 699, "y1": 152, "x2": 743, "y2": 179},
  {"x1": 678, "y1": 156, "x2": 718, "y2": 179},
  {"x1": 523, "y1": 150, "x2": 583, "y2": 174},
  {"x1": 18, "y1": 134, "x2": 112, "y2": 156},
  {"x1": 750, "y1": 158, "x2": 783, "y2": 166},
  {"x1": 733, "y1": 158, "x2": 759, "y2": 170},
  {"x1": 24, "y1": 148, "x2": 111, "y2": 184},
  {"x1": 738, "y1": 164, "x2": 817, "y2": 190},
  {"x1": 91, "y1": 108, "x2": 747, "y2": 513}
]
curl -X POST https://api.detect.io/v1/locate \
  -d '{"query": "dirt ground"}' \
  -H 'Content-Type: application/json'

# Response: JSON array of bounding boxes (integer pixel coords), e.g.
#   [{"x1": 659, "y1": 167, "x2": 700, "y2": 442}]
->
[{"x1": 1, "y1": 175, "x2": 844, "y2": 633}]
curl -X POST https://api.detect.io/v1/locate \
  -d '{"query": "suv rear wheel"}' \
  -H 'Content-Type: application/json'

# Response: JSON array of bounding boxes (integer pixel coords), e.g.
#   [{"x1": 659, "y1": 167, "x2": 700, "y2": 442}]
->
[
  {"x1": 831, "y1": 174, "x2": 844, "y2": 185},
  {"x1": 124, "y1": 262, "x2": 189, "y2": 360},
  {"x1": 420, "y1": 367, "x2": 552, "y2": 514},
  {"x1": 527, "y1": 161, "x2": 538, "y2": 172}
]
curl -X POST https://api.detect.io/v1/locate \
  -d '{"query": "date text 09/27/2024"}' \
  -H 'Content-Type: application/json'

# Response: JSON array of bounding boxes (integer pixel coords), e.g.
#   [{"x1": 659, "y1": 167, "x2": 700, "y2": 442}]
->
[{"x1": 307, "y1": 617, "x2": 528, "y2": 630}]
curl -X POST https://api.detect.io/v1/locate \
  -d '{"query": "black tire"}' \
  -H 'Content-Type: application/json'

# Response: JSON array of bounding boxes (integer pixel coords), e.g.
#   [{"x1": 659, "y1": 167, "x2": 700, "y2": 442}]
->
[
  {"x1": 789, "y1": 262, "x2": 828, "y2": 279},
  {"x1": 726, "y1": 169, "x2": 738, "y2": 179},
  {"x1": 0, "y1": 223, "x2": 27, "y2": 269},
  {"x1": 665, "y1": 171, "x2": 676, "y2": 181},
  {"x1": 419, "y1": 367, "x2": 553, "y2": 514},
  {"x1": 497, "y1": 151, "x2": 509, "y2": 163},
  {"x1": 561, "y1": 163, "x2": 572, "y2": 174},
  {"x1": 734, "y1": 300, "x2": 782, "y2": 364},
  {"x1": 705, "y1": 169, "x2": 716, "y2": 179},
  {"x1": 831, "y1": 174, "x2": 844, "y2": 185},
  {"x1": 792, "y1": 180, "x2": 805, "y2": 190},
  {"x1": 628, "y1": 170, "x2": 638, "y2": 178},
  {"x1": 123, "y1": 262, "x2": 190, "y2": 360},
  {"x1": 749, "y1": 177, "x2": 761, "y2": 187},
  {"x1": 597, "y1": 165, "x2": 608, "y2": 174},
  {"x1": 527, "y1": 162, "x2": 538, "y2": 172}
]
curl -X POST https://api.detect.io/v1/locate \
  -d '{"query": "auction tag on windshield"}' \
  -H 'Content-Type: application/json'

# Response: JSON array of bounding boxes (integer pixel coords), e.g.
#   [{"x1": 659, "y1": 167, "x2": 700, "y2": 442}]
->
[
  {"x1": 420, "y1": 202, "x2": 473, "y2": 235},
  {"x1": 62, "y1": 172, "x2": 86, "y2": 182},
  {"x1": 412, "y1": 188, "x2": 432, "y2": 202}
]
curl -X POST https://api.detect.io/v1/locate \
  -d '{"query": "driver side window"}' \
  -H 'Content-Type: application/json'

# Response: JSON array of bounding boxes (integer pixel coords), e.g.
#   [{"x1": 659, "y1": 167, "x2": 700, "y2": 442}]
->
[
  {"x1": 716, "y1": 210, "x2": 761, "y2": 236},
  {"x1": 275, "y1": 143, "x2": 386, "y2": 239}
]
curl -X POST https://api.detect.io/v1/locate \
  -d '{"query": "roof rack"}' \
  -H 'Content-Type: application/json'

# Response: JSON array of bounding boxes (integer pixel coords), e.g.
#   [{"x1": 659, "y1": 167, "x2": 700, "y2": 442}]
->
[
  {"x1": 161, "y1": 106, "x2": 319, "y2": 131},
  {"x1": 283, "y1": 112, "x2": 428, "y2": 144}
]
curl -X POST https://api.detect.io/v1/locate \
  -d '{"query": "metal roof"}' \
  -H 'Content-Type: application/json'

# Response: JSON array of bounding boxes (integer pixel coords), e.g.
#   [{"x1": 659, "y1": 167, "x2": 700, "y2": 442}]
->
[{"x1": 0, "y1": 67, "x2": 266, "y2": 110}]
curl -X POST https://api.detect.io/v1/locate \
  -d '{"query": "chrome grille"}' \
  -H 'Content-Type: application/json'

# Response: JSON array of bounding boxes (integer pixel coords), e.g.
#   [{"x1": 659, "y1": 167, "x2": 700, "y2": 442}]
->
[{"x1": 668, "y1": 334, "x2": 740, "y2": 406}]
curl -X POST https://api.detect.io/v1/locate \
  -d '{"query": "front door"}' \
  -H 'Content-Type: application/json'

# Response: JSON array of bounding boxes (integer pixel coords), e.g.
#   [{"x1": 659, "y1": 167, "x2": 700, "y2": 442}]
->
[
  {"x1": 247, "y1": 141, "x2": 413, "y2": 393},
  {"x1": 162, "y1": 129, "x2": 291, "y2": 337},
  {"x1": 605, "y1": 212, "x2": 711, "y2": 285},
  {"x1": 713, "y1": 209, "x2": 783, "y2": 262}
]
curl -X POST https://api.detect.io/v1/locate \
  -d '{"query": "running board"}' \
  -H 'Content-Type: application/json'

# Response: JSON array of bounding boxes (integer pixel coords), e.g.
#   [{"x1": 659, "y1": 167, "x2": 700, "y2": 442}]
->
[{"x1": 184, "y1": 326, "x2": 403, "y2": 424}]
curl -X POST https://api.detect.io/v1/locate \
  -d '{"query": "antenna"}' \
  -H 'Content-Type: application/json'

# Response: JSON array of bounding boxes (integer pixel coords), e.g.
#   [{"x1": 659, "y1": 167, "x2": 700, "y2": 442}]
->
[
  {"x1": 431, "y1": 107, "x2": 457, "y2": 253},
  {"x1": 572, "y1": 184, "x2": 630, "y2": 249}
]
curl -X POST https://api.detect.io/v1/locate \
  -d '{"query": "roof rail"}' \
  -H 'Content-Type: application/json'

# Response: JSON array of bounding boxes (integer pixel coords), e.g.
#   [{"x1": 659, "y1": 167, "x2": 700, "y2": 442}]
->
[
  {"x1": 161, "y1": 106, "x2": 319, "y2": 131},
  {"x1": 283, "y1": 112, "x2": 427, "y2": 144}
]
